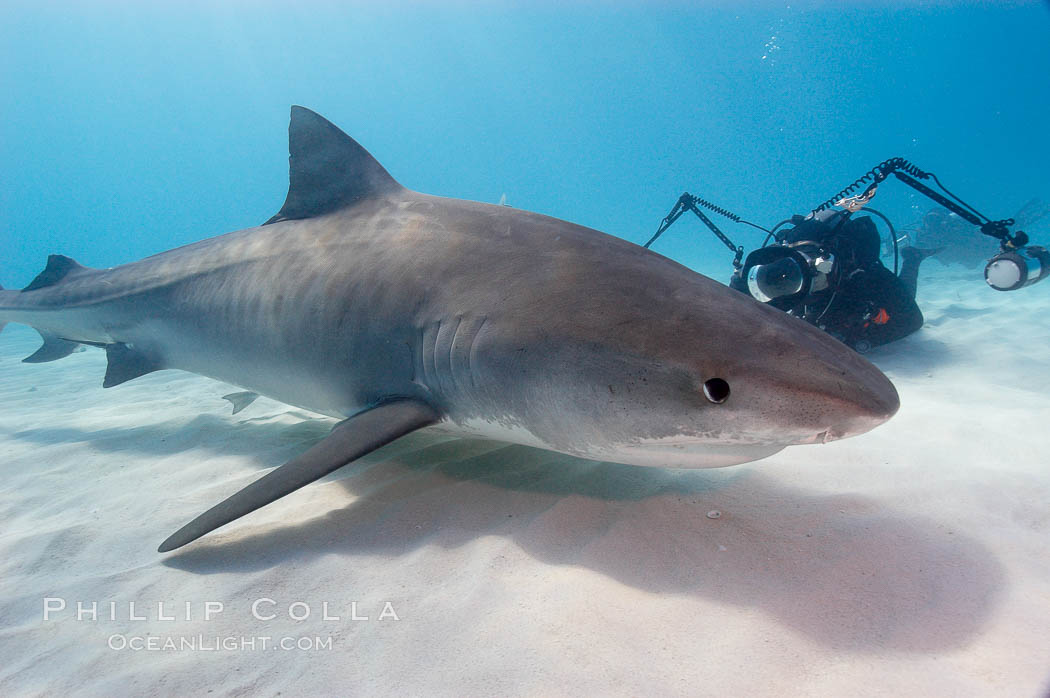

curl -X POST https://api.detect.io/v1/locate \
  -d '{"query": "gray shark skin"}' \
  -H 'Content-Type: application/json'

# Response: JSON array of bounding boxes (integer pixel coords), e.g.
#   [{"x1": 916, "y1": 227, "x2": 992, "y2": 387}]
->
[{"x1": 0, "y1": 107, "x2": 899, "y2": 551}]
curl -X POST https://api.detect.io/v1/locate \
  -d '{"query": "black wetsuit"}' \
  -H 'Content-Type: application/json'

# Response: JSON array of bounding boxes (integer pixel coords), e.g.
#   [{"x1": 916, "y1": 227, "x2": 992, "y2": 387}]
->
[{"x1": 784, "y1": 213, "x2": 925, "y2": 350}]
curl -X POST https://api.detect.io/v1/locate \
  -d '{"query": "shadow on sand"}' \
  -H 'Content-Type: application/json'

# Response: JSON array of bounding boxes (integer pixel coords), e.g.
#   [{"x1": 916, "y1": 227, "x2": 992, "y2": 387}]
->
[
  {"x1": 865, "y1": 331, "x2": 955, "y2": 378},
  {"x1": 8, "y1": 413, "x2": 1004, "y2": 655}
]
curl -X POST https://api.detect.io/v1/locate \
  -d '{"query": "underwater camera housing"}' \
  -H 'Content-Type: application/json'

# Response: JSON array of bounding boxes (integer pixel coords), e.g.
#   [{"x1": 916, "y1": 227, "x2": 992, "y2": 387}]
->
[
  {"x1": 737, "y1": 242, "x2": 836, "y2": 311},
  {"x1": 731, "y1": 208, "x2": 850, "y2": 313}
]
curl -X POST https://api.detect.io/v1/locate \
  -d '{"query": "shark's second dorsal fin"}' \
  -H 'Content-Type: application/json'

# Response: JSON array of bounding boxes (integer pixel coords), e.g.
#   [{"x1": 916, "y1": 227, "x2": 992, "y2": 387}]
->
[
  {"x1": 23, "y1": 255, "x2": 93, "y2": 292},
  {"x1": 264, "y1": 106, "x2": 403, "y2": 225}
]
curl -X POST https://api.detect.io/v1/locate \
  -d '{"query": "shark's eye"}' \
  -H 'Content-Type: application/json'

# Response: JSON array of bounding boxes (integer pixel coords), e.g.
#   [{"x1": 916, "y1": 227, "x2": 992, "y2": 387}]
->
[{"x1": 703, "y1": 378, "x2": 730, "y2": 404}]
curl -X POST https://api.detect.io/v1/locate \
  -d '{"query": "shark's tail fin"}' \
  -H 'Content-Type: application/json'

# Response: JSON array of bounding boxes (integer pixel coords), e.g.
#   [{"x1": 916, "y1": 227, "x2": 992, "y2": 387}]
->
[
  {"x1": 3, "y1": 257, "x2": 163, "y2": 383},
  {"x1": 1, "y1": 256, "x2": 97, "y2": 361}
]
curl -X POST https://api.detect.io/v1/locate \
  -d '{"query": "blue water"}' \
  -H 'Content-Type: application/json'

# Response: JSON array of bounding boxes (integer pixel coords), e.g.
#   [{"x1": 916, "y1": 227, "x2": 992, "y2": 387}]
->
[{"x1": 2, "y1": 1, "x2": 1048, "y2": 286}]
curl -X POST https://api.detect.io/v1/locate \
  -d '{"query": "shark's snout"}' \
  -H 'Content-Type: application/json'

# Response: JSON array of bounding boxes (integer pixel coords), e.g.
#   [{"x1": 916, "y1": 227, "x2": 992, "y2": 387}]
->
[{"x1": 787, "y1": 349, "x2": 900, "y2": 445}]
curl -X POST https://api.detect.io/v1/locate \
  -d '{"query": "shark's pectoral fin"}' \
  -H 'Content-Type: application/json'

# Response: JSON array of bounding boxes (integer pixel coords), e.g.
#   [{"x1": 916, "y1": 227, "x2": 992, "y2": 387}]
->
[
  {"x1": 103, "y1": 343, "x2": 164, "y2": 388},
  {"x1": 158, "y1": 398, "x2": 440, "y2": 552},
  {"x1": 22, "y1": 330, "x2": 79, "y2": 363},
  {"x1": 223, "y1": 391, "x2": 260, "y2": 415}
]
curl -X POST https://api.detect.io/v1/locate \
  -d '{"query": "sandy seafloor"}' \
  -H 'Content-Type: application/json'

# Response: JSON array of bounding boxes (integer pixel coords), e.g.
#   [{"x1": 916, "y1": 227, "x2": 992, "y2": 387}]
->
[{"x1": 0, "y1": 263, "x2": 1048, "y2": 697}]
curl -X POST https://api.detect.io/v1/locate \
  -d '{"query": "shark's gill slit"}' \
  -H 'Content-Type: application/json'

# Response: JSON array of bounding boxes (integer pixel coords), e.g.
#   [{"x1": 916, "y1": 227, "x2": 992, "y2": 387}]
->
[
  {"x1": 703, "y1": 378, "x2": 730, "y2": 404},
  {"x1": 467, "y1": 316, "x2": 487, "y2": 389},
  {"x1": 426, "y1": 321, "x2": 439, "y2": 385},
  {"x1": 446, "y1": 315, "x2": 465, "y2": 393}
]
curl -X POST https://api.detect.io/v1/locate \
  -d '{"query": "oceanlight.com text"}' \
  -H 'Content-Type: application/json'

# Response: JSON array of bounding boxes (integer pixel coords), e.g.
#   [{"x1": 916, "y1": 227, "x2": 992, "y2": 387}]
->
[{"x1": 107, "y1": 634, "x2": 334, "y2": 652}]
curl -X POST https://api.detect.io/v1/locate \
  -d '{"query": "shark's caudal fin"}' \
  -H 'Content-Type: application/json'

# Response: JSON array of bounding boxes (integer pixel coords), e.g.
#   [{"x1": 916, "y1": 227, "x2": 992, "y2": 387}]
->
[
  {"x1": 263, "y1": 106, "x2": 404, "y2": 226},
  {"x1": 4, "y1": 256, "x2": 96, "y2": 362},
  {"x1": 3, "y1": 256, "x2": 167, "y2": 382},
  {"x1": 158, "y1": 398, "x2": 440, "y2": 552}
]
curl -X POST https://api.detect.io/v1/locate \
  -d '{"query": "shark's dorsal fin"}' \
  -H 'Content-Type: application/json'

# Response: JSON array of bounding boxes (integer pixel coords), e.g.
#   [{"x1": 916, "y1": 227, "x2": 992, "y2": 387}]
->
[
  {"x1": 23, "y1": 255, "x2": 93, "y2": 292},
  {"x1": 264, "y1": 106, "x2": 403, "y2": 225}
]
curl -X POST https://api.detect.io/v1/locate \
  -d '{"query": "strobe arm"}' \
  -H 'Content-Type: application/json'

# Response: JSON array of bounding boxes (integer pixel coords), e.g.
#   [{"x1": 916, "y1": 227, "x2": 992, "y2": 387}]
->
[
  {"x1": 831, "y1": 158, "x2": 1043, "y2": 291},
  {"x1": 819, "y1": 157, "x2": 1026, "y2": 251},
  {"x1": 890, "y1": 171, "x2": 1025, "y2": 249},
  {"x1": 644, "y1": 193, "x2": 746, "y2": 270}
]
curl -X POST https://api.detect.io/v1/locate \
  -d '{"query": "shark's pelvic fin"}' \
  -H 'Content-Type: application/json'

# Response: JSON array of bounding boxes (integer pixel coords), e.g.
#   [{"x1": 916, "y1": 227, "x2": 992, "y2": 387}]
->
[
  {"x1": 23, "y1": 330, "x2": 79, "y2": 363},
  {"x1": 263, "y1": 105, "x2": 404, "y2": 226},
  {"x1": 103, "y1": 343, "x2": 164, "y2": 388},
  {"x1": 22, "y1": 255, "x2": 93, "y2": 292},
  {"x1": 223, "y1": 391, "x2": 260, "y2": 415},
  {"x1": 158, "y1": 398, "x2": 440, "y2": 552}
]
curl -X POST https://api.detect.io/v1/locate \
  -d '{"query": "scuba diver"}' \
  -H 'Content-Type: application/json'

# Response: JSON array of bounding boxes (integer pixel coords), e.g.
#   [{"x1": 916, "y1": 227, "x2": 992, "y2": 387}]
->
[
  {"x1": 729, "y1": 209, "x2": 940, "y2": 352},
  {"x1": 645, "y1": 158, "x2": 1046, "y2": 353}
]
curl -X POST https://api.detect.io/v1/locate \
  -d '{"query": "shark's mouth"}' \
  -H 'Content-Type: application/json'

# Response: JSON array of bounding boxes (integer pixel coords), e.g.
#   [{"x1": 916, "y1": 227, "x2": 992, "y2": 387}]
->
[
  {"x1": 790, "y1": 411, "x2": 890, "y2": 445},
  {"x1": 789, "y1": 429, "x2": 838, "y2": 445},
  {"x1": 602, "y1": 438, "x2": 790, "y2": 470}
]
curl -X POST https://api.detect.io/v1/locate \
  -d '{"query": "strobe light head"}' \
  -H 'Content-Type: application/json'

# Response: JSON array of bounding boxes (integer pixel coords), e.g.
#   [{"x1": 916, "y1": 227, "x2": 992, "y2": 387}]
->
[{"x1": 984, "y1": 244, "x2": 1049, "y2": 291}]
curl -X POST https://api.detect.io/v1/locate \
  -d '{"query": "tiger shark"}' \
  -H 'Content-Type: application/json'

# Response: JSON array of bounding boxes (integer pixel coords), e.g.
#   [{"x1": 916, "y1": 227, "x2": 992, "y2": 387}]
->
[{"x1": 0, "y1": 107, "x2": 899, "y2": 552}]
